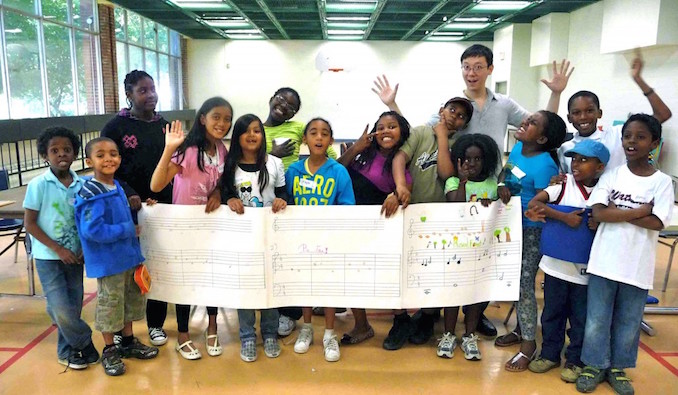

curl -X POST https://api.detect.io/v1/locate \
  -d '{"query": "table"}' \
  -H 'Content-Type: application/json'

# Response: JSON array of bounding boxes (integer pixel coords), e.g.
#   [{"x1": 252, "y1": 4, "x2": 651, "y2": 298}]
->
[{"x1": 0, "y1": 184, "x2": 36, "y2": 296}]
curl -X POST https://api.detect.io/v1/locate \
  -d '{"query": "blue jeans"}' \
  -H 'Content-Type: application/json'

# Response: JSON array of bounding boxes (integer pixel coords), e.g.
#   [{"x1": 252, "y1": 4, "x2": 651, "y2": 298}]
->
[
  {"x1": 35, "y1": 259, "x2": 93, "y2": 359},
  {"x1": 581, "y1": 274, "x2": 647, "y2": 369},
  {"x1": 237, "y1": 309, "x2": 279, "y2": 341},
  {"x1": 540, "y1": 274, "x2": 587, "y2": 366}
]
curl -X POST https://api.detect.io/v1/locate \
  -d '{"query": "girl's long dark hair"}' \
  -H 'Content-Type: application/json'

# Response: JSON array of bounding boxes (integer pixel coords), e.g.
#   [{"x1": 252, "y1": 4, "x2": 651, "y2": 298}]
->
[
  {"x1": 450, "y1": 133, "x2": 501, "y2": 181},
  {"x1": 175, "y1": 97, "x2": 233, "y2": 172},
  {"x1": 354, "y1": 111, "x2": 410, "y2": 176},
  {"x1": 538, "y1": 110, "x2": 567, "y2": 169},
  {"x1": 221, "y1": 114, "x2": 269, "y2": 199}
]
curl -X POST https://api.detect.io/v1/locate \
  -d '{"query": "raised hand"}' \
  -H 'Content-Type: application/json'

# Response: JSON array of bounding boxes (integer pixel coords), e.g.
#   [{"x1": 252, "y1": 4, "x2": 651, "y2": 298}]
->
[
  {"x1": 457, "y1": 158, "x2": 470, "y2": 183},
  {"x1": 630, "y1": 52, "x2": 644, "y2": 81},
  {"x1": 353, "y1": 124, "x2": 374, "y2": 153},
  {"x1": 372, "y1": 74, "x2": 399, "y2": 106},
  {"x1": 164, "y1": 120, "x2": 185, "y2": 151},
  {"x1": 541, "y1": 59, "x2": 574, "y2": 94}
]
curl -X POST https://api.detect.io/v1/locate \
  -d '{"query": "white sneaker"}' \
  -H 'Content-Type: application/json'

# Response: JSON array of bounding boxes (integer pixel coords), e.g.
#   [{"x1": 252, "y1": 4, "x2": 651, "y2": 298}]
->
[
  {"x1": 294, "y1": 325, "x2": 313, "y2": 354},
  {"x1": 461, "y1": 334, "x2": 481, "y2": 360},
  {"x1": 436, "y1": 332, "x2": 457, "y2": 359},
  {"x1": 148, "y1": 327, "x2": 168, "y2": 346},
  {"x1": 323, "y1": 335, "x2": 340, "y2": 362},
  {"x1": 278, "y1": 315, "x2": 296, "y2": 337}
]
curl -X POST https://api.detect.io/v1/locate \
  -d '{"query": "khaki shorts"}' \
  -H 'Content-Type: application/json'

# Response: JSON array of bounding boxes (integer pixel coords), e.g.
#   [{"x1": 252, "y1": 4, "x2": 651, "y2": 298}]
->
[{"x1": 95, "y1": 267, "x2": 146, "y2": 333}]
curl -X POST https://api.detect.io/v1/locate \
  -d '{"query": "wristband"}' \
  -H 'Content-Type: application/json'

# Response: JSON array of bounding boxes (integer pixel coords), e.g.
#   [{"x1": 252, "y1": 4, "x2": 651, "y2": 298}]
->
[
  {"x1": 497, "y1": 182, "x2": 506, "y2": 187},
  {"x1": 643, "y1": 88, "x2": 655, "y2": 97}
]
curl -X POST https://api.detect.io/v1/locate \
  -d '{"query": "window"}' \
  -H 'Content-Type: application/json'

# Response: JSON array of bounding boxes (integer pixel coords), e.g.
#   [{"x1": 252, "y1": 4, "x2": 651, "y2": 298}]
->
[
  {"x1": 115, "y1": 8, "x2": 182, "y2": 111},
  {"x1": 0, "y1": 2, "x2": 102, "y2": 119}
]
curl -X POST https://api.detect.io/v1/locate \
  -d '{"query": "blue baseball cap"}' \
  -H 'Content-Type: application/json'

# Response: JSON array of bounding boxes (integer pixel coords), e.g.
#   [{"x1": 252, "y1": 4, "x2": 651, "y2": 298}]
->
[{"x1": 564, "y1": 139, "x2": 610, "y2": 165}]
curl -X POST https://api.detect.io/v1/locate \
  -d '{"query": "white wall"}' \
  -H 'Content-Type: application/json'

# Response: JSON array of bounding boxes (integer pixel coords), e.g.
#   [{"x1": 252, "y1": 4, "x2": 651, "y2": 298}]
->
[
  {"x1": 536, "y1": 1, "x2": 678, "y2": 175},
  {"x1": 187, "y1": 39, "x2": 491, "y2": 140}
]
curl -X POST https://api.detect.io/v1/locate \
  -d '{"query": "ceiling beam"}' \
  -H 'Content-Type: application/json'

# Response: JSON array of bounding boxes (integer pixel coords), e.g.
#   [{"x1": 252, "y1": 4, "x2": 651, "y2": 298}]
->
[
  {"x1": 254, "y1": 0, "x2": 290, "y2": 39},
  {"x1": 462, "y1": 0, "x2": 543, "y2": 42},
  {"x1": 316, "y1": 0, "x2": 328, "y2": 40},
  {"x1": 222, "y1": 0, "x2": 270, "y2": 39},
  {"x1": 364, "y1": 0, "x2": 388, "y2": 40},
  {"x1": 400, "y1": 0, "x2": 452, "y2": 41},
  {"x1": 421, "y1": 2, "x2": 478, "y2": 41}
]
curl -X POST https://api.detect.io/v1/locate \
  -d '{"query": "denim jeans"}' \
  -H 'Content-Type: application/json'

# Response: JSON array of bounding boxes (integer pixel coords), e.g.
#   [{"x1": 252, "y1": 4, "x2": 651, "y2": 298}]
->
[
  {"x1": 540, "y1": 274, "x2": 587, "y2": 366},
  {"x1": 581, "y1": 274, "x2": 648, "y2": 369},
  {"x1": 237, "y1": 308, "x2": 280, "y2": 341},
  {"x1": 35, "y1": 259, "x2": 93, "y2": 359}
]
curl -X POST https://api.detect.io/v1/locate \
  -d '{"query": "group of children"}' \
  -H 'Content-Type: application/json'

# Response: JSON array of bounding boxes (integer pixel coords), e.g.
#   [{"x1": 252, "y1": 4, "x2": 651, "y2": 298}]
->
[{"x1": 23, "y1": 50, "x2": 673, "y2": 394}]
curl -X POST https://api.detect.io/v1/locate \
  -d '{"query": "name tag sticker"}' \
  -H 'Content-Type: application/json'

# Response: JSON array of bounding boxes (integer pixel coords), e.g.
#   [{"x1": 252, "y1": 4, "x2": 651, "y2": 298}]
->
[
  {"x1": 299, "y1": 178, "x2": 316, "y2": 190},
  {"x1": 511, "y1": 166, "x2": 526, "y2": 179}
]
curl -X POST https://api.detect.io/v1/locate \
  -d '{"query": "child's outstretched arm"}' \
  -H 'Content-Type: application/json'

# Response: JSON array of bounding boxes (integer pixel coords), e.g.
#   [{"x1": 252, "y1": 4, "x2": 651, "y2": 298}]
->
[
  {"x1": 150, "y1": 120, "x2": 183, "y2": 192},
  {"x1": 631, "y1": 54, "x2": 672, "y2": 123},
  {"x1": 24, "y1": 209, "x2": 80, "y2": 264},
  {"x1": 337, "y1": 124, "x2": 372, "y2": 167},
  {"x1": 434, "y1": 113, "x2": 455, "y2": 180},
  {"x1": 392, "y1": 150, "x2": 411, "y2": 208},
  {"x1": 542, "y1": 59, "x2": 574, "y2": 113},
  {"x1": 372, "y1": 75, "x2": 402, "y2": 115},
  {"x1": 526, "y1": 191, "x2": 584, "y2": 228}
]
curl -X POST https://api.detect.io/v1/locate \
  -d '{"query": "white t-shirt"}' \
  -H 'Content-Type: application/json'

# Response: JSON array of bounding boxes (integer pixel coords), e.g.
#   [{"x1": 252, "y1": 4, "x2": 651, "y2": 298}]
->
[
  {"x1": 539, "y1": 174, "x2": 593, "y2": 285},
  {"x1": 558, "y1": 125, "x2": 625, "y2": 174},
  {"x1": 234, "y1": 155, "x2": 285, "y2": 207},
  {"x1": 587, "y1": 165, "x2": 674, "y2": 289}
]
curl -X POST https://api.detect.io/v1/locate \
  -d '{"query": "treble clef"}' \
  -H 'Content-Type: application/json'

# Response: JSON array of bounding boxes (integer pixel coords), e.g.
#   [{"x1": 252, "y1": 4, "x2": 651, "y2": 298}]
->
[
  {"x1": 407, "y1": 219, "x2": 414, "y2": 238},
  {"x1": 273, "y1": 217, "x2": 279, "y2": 231}
]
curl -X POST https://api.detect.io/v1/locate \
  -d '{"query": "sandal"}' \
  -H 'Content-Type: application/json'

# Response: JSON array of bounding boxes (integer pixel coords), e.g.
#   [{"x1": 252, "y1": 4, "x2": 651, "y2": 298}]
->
[
  {"x1": 340, "y1": 326, "x2": 375, "y2": 345},
  {"x1": 505, "y1": 349, "x2": 537, "y2": 372},
  {"x1": 495, "y1": 330, "x2": 522, "y2": 347},
  {"x1": 205, "y1": 330, "x2": 223, "y2": 357},
  {"x1": 175, "y1": 340, "x2": 202, "y2": 360}
]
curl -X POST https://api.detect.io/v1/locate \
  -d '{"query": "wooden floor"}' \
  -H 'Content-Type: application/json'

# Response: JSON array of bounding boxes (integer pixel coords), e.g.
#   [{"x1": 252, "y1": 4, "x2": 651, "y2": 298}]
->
[{"x1": 1, "y1": 237, "x2": 678, "y2": 394}]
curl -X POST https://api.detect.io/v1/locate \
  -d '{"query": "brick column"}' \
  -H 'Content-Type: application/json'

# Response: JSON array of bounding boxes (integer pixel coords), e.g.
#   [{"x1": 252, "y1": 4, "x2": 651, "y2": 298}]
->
[{"x1": 98, "y1": 3, "x2": 118, "y2": 113}]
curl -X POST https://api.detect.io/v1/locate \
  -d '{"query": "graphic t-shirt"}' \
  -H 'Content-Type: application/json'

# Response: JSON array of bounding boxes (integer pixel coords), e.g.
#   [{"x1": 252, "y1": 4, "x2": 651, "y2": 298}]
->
[
  {"x1": 234, "y1": 155, "x2": 285, "y2": 207},
  {"x1": 171, "y1": 142, "x2": 228, "y2": 205},
  {"x1": 444, "y1": 177, "x2": 498, "y2": 202}
]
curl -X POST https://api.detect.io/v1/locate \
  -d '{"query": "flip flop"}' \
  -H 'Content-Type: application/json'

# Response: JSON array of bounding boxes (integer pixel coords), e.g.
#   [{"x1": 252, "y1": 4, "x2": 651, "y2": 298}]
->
[
  {"x1": 495, "y1": 330, "x2": 522, "y2": 347},
  {"x1": 340, "y1": 326, "x2": 375, "y2": 345},
  {"x1": 505, "y1": 349, "x2": 537, "y2": 372}
]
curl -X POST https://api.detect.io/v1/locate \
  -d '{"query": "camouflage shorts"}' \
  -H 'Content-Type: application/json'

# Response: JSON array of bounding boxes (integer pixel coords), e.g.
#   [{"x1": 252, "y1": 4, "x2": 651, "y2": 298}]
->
[{"x1": 95, "y1": 267, "x2": 145, "y2": 333}]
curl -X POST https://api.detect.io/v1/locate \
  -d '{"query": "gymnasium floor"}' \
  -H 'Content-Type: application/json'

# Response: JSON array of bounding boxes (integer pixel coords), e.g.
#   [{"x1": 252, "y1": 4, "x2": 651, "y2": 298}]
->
[{"x1": 1, "y1": 235, "x2": 678, "y2": 394}]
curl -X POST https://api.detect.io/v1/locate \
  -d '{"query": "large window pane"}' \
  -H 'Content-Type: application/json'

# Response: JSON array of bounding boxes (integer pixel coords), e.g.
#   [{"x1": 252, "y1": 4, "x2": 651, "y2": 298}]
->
[
  {"x1": 4, "y1": 0, "x2": 38, "y2": 15},
  {"x1": 170, "y1": 30, "x2": 180, "y2": 56},
  {"x1": 158, "y1": 54, "x2": 169, "y2": 111},
  {"x1": 127, "y1": 12, "x2": 141, "y2": 44},
  {"x1": 144, "y1": 50, "x2": 157, "y2": 82},
  {"x1": 0, "y1": 37, "x2": 8, "y2": 119},
  {"x1": 72, "y1": 0, "x2": 97, "y2": 31},
  {"x1": 128, "y1": 45, "x2": 143, "y2": 72},
  {"x1": 116, "y1": 42, "x2": 127, "y2": 109},
  {"x1": 74, "y1": 31, "x2": 101, "y2": 115},
  {"x1": 41, "y1": 0, "x2": 68, "y2": 24},
  {"x1": 143, "y1": 18, "x2": 155, "y2": 49},
  {"x1": 157, "y1": 26, "x2": 168, "y2": 53},
  {"x1": 5, "y1": 10, "x2": 45, "y2": 118},
  {"x1": 44, "y1": 22, "x2": 75, "y2": 116},
  {"x1": 114, "y1": 7, "x2": 126, "y2": 40},
  {"x1": 170, "y1": 57, "x2": 182, "y2": 110}
]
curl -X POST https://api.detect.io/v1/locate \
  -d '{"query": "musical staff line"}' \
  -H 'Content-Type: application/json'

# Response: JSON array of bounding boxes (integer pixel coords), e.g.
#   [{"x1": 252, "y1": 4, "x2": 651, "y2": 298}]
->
[
  {"x1": 143, "y1": 217, "x2": 252, "y2": 233},
  {"x1": 273, "y1": 217, "x2": 385, "y2": 232}
]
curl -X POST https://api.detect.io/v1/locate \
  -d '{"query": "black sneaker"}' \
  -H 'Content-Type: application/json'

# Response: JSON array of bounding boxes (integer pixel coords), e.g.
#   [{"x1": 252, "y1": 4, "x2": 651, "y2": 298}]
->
[
  {"x1": 58, "y1": 351, "x2": 88, "y2": 370},
  {"x1": 383, "y1": 314, "x2": 414, "y2": 350},
  {"x1": 476, "y1": 314, "x2": 498, "y2": 338},
  {"x1": 81, "y1": 342, "x2": 101, "y2": 365},
  {"x1": 409, "y1": 312, "x2": 435, "y2": 345},
  {"x1": 119, "y1": 337, "x2": 159, "y2": 360},
  {"x1": 101, "y1": 345, "x2": 125, "y2": 376}
]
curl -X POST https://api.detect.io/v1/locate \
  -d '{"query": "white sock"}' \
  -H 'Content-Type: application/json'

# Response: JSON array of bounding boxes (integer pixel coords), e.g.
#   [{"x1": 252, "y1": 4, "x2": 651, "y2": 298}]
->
[
  {"x1": 324, "y1": 329, "x2": 335, "y2": 341},
  {"x1": 302, "y1": 322, "x2": 313, "y2": 330}
]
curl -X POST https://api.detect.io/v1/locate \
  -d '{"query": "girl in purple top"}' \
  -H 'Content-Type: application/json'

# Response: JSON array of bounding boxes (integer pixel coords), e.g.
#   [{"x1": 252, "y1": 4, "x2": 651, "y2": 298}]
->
[
  {"x1": 150, "y1": 97, "x2": 233, "y2": 360},
  {"x1": 337, "y1": 110, "x2": 412, "y2": 345}
]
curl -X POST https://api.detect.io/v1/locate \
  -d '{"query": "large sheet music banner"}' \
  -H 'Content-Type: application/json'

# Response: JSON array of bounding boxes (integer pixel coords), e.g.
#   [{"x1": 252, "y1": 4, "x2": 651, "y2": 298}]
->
[{"x1": 138, "y1": 198, "x2": 522, "y2": 309}]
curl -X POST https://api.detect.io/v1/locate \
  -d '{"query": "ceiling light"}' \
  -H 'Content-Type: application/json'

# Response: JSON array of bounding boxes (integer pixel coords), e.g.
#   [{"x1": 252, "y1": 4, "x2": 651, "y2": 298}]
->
[
  {"x1": 327, "y1": 29, "x2": 364, "y2": 35},
  {"x1": 454, "y1": 17, "x2": 490, "y2": 22},
  {"x1": 327, "y1": 22, "x2": 369, "y2": 29},
  {"x1": 224, "y1": 29, "x2": 260, "y2": 34},
  {"x1": 426, "y1": 36, "x2": 464, "y2": 42},
  {"x1": 443, "y1": 16, "x2": 447, "y2": 21},
  {"x1": 169, "y1": 1, "x2": 233, "y2": 10},
  {"x1": 327, "y1": 35, "x2": 363, "y2": 41},
  {"x1": 432, "y1": 31, "x2": 464, "y2": 36},
  {"x1": 325, "y1": 2, "x2": 377, "y2": 13},
  {"x1": 471, "y1": 1, "x2": 532, "y2": 12},
  {"x1": 226, "y1": 34, "x2": 264, "y2": 40},
  {"x1": 204, "y1": 20, "x2": 251, "y2": 28},
  {"x1": 326, "y1": 16, "x2": 370, "y2": 21},
  {"x1": 442, "y1": 22, "x2": 490, "y2": 30}
]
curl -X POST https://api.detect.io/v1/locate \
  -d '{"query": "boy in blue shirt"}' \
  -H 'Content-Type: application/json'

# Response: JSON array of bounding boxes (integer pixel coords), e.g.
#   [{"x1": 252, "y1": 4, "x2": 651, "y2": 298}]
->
[
  {"x1": 24, "y1": 127, "x2": 99, "y2": 370},
  {"x1": 74, "y1": 137, "x2": 158, "y2": 376}
]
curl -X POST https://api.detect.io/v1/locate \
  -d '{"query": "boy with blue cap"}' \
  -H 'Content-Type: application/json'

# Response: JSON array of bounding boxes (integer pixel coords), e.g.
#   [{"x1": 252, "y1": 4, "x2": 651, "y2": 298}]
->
[{"x1": 523, "y1": 139, "x2": 610, "y2": 384}]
